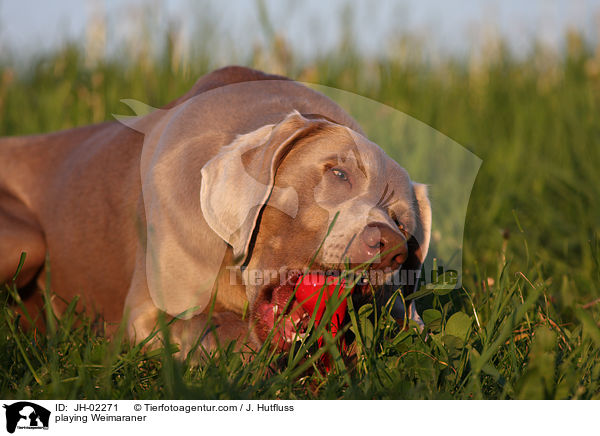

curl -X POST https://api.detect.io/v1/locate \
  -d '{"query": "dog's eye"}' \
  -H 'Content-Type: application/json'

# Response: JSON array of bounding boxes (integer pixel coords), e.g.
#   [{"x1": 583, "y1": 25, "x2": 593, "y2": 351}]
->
[
  {"x1": 397, "y1": 222, "x2": 410, "y2": 237},
  {"x1": 331, "y1": 168, "x2": 348, "y2": 181},
  {"x1": 392, "y1": 214, "x2": 408, "y2": 235}
]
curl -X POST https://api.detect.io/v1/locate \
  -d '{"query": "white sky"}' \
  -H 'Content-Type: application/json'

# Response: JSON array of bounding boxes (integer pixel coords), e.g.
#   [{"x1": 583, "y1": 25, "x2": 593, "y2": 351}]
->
[{"x1": 0, "y1": 0, "x2": 598, "y2": 60}]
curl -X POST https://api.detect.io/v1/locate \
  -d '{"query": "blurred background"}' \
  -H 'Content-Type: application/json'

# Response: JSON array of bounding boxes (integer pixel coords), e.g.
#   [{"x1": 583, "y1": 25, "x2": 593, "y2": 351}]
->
[
  {"x1": 0, "y1": 0, "x2": 599, "y2": 310},
  {"x1": 2, "y1": 1, "x2": 600, "y2": 400},
  {"x1": 2, "y1": 0, "x2": 599, "y2": 64}
]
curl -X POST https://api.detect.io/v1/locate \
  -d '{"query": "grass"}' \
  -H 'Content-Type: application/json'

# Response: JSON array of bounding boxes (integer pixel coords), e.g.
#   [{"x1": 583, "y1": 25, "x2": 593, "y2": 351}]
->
[{"x1": 1, "y1": 22, "x2": 600, "y2": 399}]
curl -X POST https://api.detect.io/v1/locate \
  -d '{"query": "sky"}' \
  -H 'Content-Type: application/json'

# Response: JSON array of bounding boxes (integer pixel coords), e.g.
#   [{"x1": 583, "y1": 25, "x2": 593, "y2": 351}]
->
[{"x1": 0, "y1": 0, "x2": 599, "y2": 60}]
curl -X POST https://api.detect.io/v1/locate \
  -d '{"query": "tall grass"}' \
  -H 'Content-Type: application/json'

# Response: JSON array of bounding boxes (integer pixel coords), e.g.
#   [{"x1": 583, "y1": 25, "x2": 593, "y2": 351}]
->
[{"x1": 0, "y1": 16, "x2": 599, "y2": 399}]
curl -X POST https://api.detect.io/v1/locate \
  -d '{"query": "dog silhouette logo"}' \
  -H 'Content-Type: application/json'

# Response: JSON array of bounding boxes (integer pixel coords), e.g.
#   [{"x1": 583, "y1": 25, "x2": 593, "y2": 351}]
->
[{"x1": 2, "y1": 402, "x2": 50, "y2": 433}]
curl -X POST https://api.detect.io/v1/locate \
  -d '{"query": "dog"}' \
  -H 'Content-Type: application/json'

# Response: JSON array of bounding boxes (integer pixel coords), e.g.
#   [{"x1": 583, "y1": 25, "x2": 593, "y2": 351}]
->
[{"x1": 0, "y1": 66, "x2": 431, "y2": 356}]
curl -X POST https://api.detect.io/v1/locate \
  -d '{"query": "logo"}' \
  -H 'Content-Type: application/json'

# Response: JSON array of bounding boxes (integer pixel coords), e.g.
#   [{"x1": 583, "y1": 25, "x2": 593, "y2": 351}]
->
[
  {"x1": 115, "y1": 81, "x2": 481, "y2": 320},
  {"x1": 2, "y1": 402, "x2": 50, "y2": 433}
]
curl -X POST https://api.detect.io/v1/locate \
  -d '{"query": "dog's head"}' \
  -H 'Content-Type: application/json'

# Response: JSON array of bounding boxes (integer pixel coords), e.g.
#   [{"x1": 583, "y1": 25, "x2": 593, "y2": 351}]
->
[{"x1": 201, "y1": 112, "x2": 431, "y2": 350}]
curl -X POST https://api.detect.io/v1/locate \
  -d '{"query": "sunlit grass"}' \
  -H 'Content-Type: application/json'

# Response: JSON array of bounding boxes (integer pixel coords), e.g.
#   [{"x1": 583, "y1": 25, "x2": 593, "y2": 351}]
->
[{"x1": 0, "y1": 22, "x2": 599, "y2": 399}]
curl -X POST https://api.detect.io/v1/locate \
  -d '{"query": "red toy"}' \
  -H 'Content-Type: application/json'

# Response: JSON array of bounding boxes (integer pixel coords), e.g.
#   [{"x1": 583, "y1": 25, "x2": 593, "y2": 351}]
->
[
  {"x1": 294, "y1": 273, "x2": 349, "y2": 337},
  {"x1": 293, "y1": 273, "x2": 354, "y2": 370}
]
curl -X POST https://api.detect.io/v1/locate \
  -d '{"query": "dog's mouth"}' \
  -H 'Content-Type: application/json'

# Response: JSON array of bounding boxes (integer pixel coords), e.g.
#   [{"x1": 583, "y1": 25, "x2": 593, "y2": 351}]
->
[{"x1": 252, "y1": 270, "x2": 369, "y2": 352}]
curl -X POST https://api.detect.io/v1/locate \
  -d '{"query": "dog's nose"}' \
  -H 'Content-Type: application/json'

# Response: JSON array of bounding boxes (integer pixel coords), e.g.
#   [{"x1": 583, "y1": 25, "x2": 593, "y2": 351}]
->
[{"x1": 352, "y1": 223, "x2": 408, "y2": 269}]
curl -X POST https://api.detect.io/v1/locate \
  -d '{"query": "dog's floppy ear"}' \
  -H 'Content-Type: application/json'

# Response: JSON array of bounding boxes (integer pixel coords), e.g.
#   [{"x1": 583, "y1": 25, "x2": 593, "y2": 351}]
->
[
  {"x1": 141, "y1": 110, "x2": 324, "y2": 319},
  {"x1": 390, "y1": 182, "x2": 431, "y2": 326},
  {"x1": 201, "y1": 111, "x2": 324, "y2": 262},
  {"x1": 407, "y1": 182, "x2": 432, "y2": 272}
]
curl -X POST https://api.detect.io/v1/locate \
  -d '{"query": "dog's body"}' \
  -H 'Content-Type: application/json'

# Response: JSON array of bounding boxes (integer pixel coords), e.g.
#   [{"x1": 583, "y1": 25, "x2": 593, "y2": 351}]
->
[
  {"x1": 0, "y1": 121, "x2": 141, "y2": 321},
  {"x1": 0, "y1": 66, "x2": 430, "y2": 355}
]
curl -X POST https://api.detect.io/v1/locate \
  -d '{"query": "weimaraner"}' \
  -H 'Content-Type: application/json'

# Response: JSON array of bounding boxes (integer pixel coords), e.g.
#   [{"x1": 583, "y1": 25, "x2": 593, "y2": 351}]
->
[{"x1": 0, "y1": 66, "x2": 430, "y2": 356}]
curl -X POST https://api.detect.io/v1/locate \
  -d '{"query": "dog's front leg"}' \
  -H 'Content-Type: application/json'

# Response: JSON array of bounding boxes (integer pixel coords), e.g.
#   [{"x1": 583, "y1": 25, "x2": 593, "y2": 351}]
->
[
  {"x1": 167, "y1": 312, "x2": 251, "y2": 359},
  {"x1": 124, "y1": 251, "x2": 251, "y2": 360}
]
